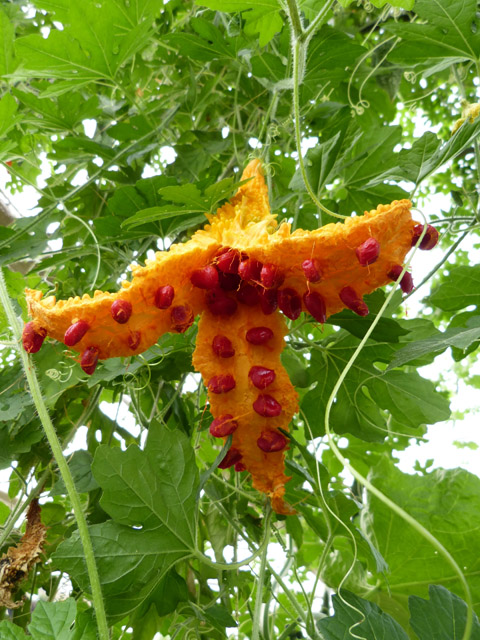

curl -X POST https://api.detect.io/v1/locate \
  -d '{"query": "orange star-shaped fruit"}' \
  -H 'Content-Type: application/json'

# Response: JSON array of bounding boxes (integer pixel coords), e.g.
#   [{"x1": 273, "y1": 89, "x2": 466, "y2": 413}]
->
[{"x1": 24, "y1": 159, "x2": 431, "y2": 514}]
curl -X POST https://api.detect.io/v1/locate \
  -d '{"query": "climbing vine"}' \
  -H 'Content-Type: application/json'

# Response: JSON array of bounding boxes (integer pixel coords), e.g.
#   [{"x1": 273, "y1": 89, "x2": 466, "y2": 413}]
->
[{"x1": 1, "y1": 1, "x2": 480, "y2": 639}]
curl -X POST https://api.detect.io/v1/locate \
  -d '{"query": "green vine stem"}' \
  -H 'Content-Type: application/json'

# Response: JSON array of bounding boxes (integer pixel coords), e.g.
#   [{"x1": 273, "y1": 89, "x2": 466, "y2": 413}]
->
[
  {"x1": 0, "y1": 268, "x2": 110, "y2": 640},
  {"x1": 251, "y1": 503, "x2": 272, "y2": 640},
  {"x1": 194, "y1": 503, "x2": 272, "y2": 572},
  {"x1": 322, "y1": 233, "x2": 474, "y2": 640},
  {"x1": 286, "y1": 0, "x2": 346, "y2": 222}
]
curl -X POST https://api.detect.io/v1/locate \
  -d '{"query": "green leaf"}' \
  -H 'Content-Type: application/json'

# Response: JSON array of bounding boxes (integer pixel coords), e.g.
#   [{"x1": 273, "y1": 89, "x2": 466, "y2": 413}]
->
[
  {"x1": 53, "y1": 521, "x2": 190, "y2": 620},
  {"x1": 317, "y1": 590, "x2": 409, "y2": 640},
  {"x1": 92, "y1": 425, "x2": 197, "y2": 546},
  {"x1": 302, "y1": 26, "x2": 365, "y2": 103},
  {"x1": 28, "y1": 599, "x2": 76, "y2": 640},
  {"x1": 0, "y1": 7, "x2": 15, "y2": 76},
  {"x1": 363, "y1": 459, "x2": 480, "y2": 617},
  {"x1": 409, "y1": 585, "x2": 480, "y2": 640},
  {"x1": 374, "y1": 119, "x2": 480, "y2": 187},
  {"x1": 0, "y1": 392, "x2": 33, "y2": 422},
  {"x1": 202, "y1": 604, "x2": 237, "y2": 630},
  {"x1": 302, "y1": 332, "x2": 450, "y2": 441},
  {"x1": 429, "y1": 265, "x2": 480, "y2": 312},
  {"x1": 14, "y1": 0, "x2": 159, "y2": 83},
  {"x1": 0, "y1": 93, "x2": 18, "y2": 138},
  {"x1": 387, "y1": 0, "x2": 480, "y2": 65},
  {"x1": 388, "y1": 319, "x2": 480, "y2": 369},
  {"x1": 50, "y1": 450, "x2": 99, "y2": 496},
  {"x1": 164, "y1": 17, "x2": 237, "y2": 61},
  {"x1": 197, "y1": 0, "x2": 283, "y2": 46},
  {"x1": 370, "y1": 0, "x2": 414, "y2": 7},
  {"x1": 0, "y1": 621, "x2": 26, "y2": 639},
  {"x1": 53, "y1": 426, "x2": 198, "y2": 619},
  {"x1": 121, "y1": 205, "x2": 205, "y2": 228}
]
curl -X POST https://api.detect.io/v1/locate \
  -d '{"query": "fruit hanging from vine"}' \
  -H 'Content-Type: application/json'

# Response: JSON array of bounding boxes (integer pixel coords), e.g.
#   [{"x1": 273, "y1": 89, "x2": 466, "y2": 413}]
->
[{"x1": 23, "y1": 159, "x2": 437, "y2": 514}]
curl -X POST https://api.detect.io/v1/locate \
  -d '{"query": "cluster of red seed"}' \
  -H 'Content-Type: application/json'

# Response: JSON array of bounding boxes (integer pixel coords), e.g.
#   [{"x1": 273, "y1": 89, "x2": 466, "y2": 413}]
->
[
  {"x1": 21, "y1": 224, "x2": 440, "y2": 384},
  {"x1": 207, "y1": 321, "x2": 287, "y2": 469}
]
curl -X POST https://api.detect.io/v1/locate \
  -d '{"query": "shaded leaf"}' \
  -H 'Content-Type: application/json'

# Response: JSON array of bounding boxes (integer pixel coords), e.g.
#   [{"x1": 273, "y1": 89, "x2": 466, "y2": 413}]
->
[
  {"x1": 409, "y1": 585, "x2": 480, "y2": 640},
  {"x1": 363, "y1": 459, "x2": 480, "y2": 617},
  {"x1": 28, "y1": 599, "x2": 76, "y2": 640},
  {"x1": 428, "y1": 265, "x2": 480, "y2": 312},
  {"x1": 317, "y1": 590, "x2": 409, "y2": 640},
  {"x1": 388, "y1": 319, "x2": 480, "y2": 369},
  {"x1": 50, "y1": 450, "x2": 99, "y2": 496},
  {"x1": 15, "y1": 0, "x2": 159, "y2": 83},
  {"x1": 197, "y1": 0, "x2": 282, "y2": 46},
  {"x1": 388, "y1": 0, "x2": 480, "y2": 65}
]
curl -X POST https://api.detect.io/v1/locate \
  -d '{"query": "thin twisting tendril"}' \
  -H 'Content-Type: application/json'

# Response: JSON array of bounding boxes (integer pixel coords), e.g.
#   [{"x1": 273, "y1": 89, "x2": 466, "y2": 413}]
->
[
  {"x1": 64, "y1": 207, "x2": 102, "y2": 290},
  {"x1": 323, "y1": 215, "x2": 474, "y2": 640},
  {"x1": 347, "y1": 35, "x2": 398, "y2": 116},
  {"x1": 300, "y1": 410, "x2": 365, "y2": 636}
]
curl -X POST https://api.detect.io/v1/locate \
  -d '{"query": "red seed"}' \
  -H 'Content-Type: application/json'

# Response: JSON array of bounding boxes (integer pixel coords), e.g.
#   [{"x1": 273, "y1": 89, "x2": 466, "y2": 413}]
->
[
  {"x1": 218, "y1": 271, "x2": 241, "y2": 291},
  {"x1": 387, "y1": 265, "x2": 414, "y2": 294},
  {"x1": 212, "y1": 335, "x2": 235, "y2": 358},
  {"x1": 81, "y1": 346, "x2": 99, "y2": 375},
  {"x1": 303, "y1": 291, "x2": 327, "y2": 324},
  {"x1": 412, "y1": 224, "x2": 439, "y2": 250},
  {"x1": 356, "y1": 238, "x2": 380, "y2": 266},
  {"x1": 237, "y1": 283, "x2": 260, "y2": 306},
  {"x1": 234, "y1": 461, "x2": 246, "y2": 472},
  {"x1": 191, "y1": 265, "x2": 219, "y2": 289},
  {"x1": 206, "y1": 289, "x2": 238, "y2": 316},
  {"x1": 302, "y1": 258, "x2": 321, "y2": 282},
  {"x1": 253, "y1": 394, "x2": 282, "y2": 417},
  {"x1": 278, "y1": 288, "x2": 302, "y2": 320},
  {"x1": 171, "y1": 305, "x2": 194, "y2": 332},
  {"x1": 339, "y1": 286, "x2": 369, "y2": 317},
  {"x1": 249, "y1": 366, "x2": 276, "y2": 389},
  {"x1": 260, "y1": 263, "x2": 284, "y2": 289},
  {"x1": 218, "y1": 447, "x2": 242, "y2": 469},
  {"x1": 111, "y1": 299, "x2": 132, "y2": 324},
  {"x1": 257, "y1": 430, "x2": 287, "y2": 453},
  {"x1": 208, "y1": 374, "x2": 236, "y2": 394},
  {"x1": 128, "y1": 331, "x2": 141, "y2": 350},
  {"x1": 210, "y1": 414, "x2": 238, "y2": 437},
  {"x1": 216, "y1": 248, "x2": 240, "y2": 274},
  {"x1": 259, "y1": 289, "x2": 278, "y2": 315},
  {"x1": 22, "y1": 322, "x2": 47, "y2": 354},
  {"x1": 246, "y1": 326, "x2": 274, "y2": 345},
  {"x1": 155, "y1": 285, "x2": 174, "y2": 309},
  {"x1": 64, "y1": 320, "x2": 90, "y2": 346},
  {"x1": 238, "y1": 258, "x2": 262, "y2": 282}
]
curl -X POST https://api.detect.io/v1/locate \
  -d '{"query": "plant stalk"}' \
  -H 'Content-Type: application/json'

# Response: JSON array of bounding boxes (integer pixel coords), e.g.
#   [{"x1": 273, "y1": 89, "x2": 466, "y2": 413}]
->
[
  {"x1": 252, "y1": 504, "x2": 272, "y2": 640},
  {"x1": 0, "y1": 268, "x2": 110, "y2": 640}
]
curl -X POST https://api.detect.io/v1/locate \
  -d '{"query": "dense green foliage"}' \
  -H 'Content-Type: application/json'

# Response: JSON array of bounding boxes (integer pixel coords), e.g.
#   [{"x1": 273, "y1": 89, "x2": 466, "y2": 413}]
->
[{"x1": 1, "y1": 0, "x2": 480, "y2": 638}]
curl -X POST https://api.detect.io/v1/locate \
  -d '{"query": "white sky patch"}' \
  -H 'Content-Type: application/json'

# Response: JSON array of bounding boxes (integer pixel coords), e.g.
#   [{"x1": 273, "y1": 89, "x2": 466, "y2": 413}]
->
[
  {"x1": 70, "y1": 169, "x2": 88, "y2": 187},
  {"x1": 142, "y1": 164, "x2": 157, "y2": 178},
  {"x1": 83, "y1": 119, "x2": 97, "y2": 139},
  {"x1": 159, "y1": 145, "x2": 176, "y2": 165}
]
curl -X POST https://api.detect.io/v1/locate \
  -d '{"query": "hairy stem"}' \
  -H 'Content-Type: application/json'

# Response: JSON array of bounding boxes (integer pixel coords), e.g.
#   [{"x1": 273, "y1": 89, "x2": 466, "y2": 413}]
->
[
  {"x1": 288, "y1": 5, "x2": 346, "y2": 221},
  {"x1": 0, "y1": 268, "x2": 110, "y2": 640}
]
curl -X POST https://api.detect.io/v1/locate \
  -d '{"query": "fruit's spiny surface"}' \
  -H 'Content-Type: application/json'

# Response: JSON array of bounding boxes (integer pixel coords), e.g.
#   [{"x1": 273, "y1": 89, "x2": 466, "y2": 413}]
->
[{"x1": 24, "y1": 159, "x2": 418, "y2": 513}]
